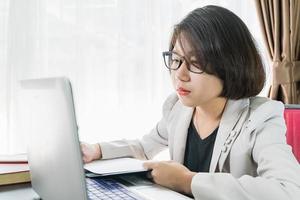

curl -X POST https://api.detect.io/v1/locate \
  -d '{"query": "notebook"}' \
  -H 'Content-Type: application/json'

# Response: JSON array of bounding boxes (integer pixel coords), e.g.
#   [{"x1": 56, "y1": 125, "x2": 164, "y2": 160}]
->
[{"x1": 84, "y1": 157, "x2": 148, "y2": 177}]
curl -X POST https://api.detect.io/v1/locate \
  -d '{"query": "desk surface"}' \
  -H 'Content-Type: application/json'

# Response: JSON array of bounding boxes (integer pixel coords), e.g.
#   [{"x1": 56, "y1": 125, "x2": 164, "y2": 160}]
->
[
  {"x1": 0, "y1": 182, "x2": 192, "y2": 200},
  {"x1": 0, "y1": 183, "x2": 39, "y2": 200}
]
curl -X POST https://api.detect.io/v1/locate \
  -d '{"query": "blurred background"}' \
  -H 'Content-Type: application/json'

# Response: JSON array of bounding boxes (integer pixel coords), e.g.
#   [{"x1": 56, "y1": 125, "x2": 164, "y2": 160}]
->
[{"x1": 0, "y1": 0, "x2": 270, "y2": 154}]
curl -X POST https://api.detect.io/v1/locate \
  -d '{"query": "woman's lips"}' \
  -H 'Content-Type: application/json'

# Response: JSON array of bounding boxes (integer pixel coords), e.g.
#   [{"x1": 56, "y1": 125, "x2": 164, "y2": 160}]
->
[{"x1": 177, "y1": 87, "x2": 191, "y2": 96}]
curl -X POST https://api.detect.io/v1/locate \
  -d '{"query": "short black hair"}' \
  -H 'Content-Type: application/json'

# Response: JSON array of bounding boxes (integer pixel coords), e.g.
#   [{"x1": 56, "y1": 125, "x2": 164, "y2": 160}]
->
[{"x1": 169, "y1": 5, "x2": 265, "y2": 99}]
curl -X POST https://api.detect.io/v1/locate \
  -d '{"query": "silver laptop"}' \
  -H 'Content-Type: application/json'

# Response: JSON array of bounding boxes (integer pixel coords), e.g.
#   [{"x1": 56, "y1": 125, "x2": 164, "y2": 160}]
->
[{"x1": 19, "y1": 77, "x2": 192, "y2": 200}]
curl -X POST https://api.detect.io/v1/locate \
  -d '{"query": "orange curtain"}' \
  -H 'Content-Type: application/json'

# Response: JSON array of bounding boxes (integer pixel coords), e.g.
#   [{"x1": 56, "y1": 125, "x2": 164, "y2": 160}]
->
[{"x1": 255, "y1": 0, "x2": 300, "y2": 103}]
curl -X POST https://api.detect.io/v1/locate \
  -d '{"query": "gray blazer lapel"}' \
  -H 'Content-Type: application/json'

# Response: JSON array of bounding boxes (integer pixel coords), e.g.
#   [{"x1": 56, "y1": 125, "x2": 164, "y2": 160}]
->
[
  {"x1": 209, "y1": 99, "x2": 249, "y2": 172},
  {"x1": 172, "y1": 107, "x2": 194, "y2": 163}
]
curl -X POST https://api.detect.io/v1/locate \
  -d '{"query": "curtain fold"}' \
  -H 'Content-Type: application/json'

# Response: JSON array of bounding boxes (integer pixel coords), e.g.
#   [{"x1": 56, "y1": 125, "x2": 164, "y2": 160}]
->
[{"x1": 255, "y1": 0, "x2": 300, "y2": 104}]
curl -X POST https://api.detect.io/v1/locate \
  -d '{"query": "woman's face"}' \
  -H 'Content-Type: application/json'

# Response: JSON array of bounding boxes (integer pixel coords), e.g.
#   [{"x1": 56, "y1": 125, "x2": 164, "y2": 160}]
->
[{"x1": 170, "y1": 38, "x2": 224, "y2": 107}]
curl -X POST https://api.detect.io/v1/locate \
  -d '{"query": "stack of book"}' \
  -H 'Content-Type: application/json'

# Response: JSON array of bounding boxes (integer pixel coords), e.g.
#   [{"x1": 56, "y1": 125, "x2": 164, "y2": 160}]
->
[{"x1": 0, "y1": 154, "x2": 30, "y2": 186}]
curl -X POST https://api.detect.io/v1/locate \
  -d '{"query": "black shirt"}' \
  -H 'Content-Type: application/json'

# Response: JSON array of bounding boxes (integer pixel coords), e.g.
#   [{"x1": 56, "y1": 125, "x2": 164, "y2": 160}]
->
[{"x1": 183, "y1": 121, "x2": 218, "y2": 172}]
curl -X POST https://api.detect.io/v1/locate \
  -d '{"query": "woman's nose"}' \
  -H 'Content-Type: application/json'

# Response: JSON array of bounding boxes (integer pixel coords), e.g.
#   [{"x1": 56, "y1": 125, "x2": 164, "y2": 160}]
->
[{"x1": 175, "y1": 61, "x2": 190, "y2": 82}]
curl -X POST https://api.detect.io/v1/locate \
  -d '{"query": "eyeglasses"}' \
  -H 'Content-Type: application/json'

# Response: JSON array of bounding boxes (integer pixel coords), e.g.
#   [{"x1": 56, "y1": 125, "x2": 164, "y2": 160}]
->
[{"x1": 162, "y1": 51, "x2": 204, "y2": 74}]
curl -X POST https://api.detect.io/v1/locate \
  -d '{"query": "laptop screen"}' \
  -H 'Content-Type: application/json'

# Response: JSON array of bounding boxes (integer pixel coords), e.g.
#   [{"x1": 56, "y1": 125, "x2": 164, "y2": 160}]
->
[{"x1": 19, "y1": 77, "x2": 88, "y2": 200}]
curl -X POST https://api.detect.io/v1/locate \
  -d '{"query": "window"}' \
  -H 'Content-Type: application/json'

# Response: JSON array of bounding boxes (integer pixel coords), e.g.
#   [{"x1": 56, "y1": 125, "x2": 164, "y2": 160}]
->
[{"x1": 0, "y1": 0, "x2": 269, "y2": 154}]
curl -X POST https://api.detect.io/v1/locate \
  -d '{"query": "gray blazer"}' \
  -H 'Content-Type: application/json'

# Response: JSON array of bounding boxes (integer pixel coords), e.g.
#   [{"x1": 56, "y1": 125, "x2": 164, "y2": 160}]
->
[{"x1": 100, "y1": 93, "x2": 300, "y2": 200}]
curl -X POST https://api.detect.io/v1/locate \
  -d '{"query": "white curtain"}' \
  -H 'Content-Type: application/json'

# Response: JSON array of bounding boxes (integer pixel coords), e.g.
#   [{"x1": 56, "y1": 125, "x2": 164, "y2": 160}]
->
[{"x1": 0, "y1": 0, "x2": 269, "y2": 154}]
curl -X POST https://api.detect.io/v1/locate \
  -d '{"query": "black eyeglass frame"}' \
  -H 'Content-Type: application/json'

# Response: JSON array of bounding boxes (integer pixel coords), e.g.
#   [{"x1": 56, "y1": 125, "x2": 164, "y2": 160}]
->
[{"x1": 162, "y1": 51, "x2": 204, "y2": 74}]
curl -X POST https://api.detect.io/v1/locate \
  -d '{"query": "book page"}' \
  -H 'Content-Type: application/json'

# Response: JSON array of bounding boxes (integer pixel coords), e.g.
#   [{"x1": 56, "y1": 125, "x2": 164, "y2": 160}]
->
[
  {"x1": 0, "y1": 163, "x2": 29, "y2": 174},
  {"x1": 84, "y1": 158, "x2": 148, "y2": 175}
]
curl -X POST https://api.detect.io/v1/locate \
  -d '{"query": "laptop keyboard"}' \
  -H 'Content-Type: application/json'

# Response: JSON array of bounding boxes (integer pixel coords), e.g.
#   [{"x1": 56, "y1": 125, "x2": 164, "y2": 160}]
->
[{"x1": 86, "y1": 178, "x2": 142, "y2": 200}]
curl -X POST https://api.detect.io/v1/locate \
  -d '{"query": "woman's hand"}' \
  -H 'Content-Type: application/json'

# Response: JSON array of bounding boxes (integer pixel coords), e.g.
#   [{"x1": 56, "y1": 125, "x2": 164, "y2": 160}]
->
[
  {"x1": 80, "y1": 142, "x2": 102, "y2": 163},
  {"x1": 143, "y1": 161, "x2": 196, "y2": 195}
]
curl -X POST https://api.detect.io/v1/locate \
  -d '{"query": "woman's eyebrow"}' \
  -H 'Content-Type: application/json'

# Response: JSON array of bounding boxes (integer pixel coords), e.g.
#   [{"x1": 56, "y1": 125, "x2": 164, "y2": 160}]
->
[{"x1": 172, "y1": 49, "x2": 199, "y2": 59}]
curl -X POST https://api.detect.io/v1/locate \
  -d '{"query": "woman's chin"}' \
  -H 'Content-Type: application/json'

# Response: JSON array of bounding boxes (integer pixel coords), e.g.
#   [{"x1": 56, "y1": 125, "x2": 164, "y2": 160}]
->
[{"x1": 177, "y1": 96, "x2": 196, "y2": 107}]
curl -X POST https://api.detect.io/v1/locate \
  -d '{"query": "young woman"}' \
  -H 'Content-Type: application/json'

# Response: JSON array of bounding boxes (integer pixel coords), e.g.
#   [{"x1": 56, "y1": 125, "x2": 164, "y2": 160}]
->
[{"x1": 81, "y1": 5, "x2": 300, "y2": 199}]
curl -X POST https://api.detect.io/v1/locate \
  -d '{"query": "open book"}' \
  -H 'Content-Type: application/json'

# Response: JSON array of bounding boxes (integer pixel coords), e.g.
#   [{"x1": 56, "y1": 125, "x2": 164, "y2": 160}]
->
[{"x1": 84, "y1": 157, "x2": 149, "y2": 177}]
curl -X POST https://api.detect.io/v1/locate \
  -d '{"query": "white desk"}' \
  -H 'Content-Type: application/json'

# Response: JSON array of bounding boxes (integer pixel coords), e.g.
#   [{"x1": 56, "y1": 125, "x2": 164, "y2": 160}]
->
[{"x1": 0, "y1": 183, "x2": 40, "y2": 200}]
